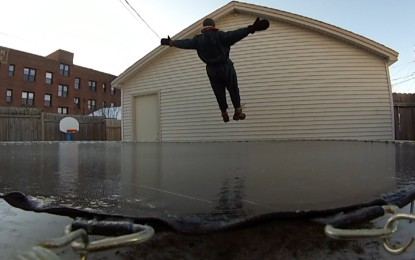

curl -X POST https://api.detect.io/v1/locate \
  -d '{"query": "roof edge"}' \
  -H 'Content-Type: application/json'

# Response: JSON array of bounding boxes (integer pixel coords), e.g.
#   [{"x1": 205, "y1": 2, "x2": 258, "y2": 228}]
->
[
  {"x1": 112, "y1": 1, "x2": 238, "y2": 88},
  {"x1": 232, "y1": 2, "x2": 398, "y2": 64},
  {"x1": 113, "y1": 1, "x2": 398, "y2": 88}
]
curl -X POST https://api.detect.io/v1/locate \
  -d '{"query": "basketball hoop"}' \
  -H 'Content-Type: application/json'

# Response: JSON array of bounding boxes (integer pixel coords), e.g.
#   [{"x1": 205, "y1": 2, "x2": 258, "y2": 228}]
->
[
  {"x1": 59, "y1": 117, "x2": 79, "y2": 141},
  {"x1": 66, "y1": 128, "x2": 78, "y2": 133}
]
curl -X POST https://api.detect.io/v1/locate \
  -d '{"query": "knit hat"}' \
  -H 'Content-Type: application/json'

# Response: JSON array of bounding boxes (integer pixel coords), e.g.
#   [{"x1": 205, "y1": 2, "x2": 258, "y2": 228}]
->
[
  {"x1": 203, "y1": 18, "x2": 215, "y2": 27},
  {"x1": 201, "y1": 18, "x2": 218, "y2": 33}
]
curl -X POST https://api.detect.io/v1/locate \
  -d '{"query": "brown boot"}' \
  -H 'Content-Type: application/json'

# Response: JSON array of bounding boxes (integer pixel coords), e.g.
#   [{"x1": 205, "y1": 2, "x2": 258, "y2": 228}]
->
[
  {"x1": 221, "y1": 111, "x2": 229, "y2": 123},
  {"x1": 233, "y1": 107, "x2": 246, "y2": 121}
]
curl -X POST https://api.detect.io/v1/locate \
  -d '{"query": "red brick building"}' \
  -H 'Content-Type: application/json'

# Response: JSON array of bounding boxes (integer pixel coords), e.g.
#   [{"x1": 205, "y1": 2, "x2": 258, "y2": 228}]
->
[{"x1": 0, "y1": 46, "x2": 120, "y2": 115}]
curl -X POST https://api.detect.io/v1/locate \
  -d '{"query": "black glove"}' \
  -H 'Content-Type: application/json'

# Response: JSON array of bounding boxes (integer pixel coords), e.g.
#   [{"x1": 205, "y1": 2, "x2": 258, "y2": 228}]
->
[
  {"x1": 161, "y1": 36, "x2": 172, "y2": 46},
  {"x1": 247, "y1": 17, "x2": 270, "y2": 34}
]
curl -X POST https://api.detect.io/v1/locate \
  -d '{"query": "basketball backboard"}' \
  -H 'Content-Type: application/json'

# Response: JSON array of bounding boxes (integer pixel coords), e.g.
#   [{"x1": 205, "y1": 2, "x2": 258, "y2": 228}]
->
[{"x1": 59, "y1": 117, "x2": 79, "y2": 133}]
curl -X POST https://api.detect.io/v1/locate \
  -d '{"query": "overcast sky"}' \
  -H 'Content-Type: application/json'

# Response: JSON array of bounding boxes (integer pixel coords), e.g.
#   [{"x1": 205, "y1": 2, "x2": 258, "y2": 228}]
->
[{"x1": 0, "y1": 0, "x2": 414, "y2": 93}]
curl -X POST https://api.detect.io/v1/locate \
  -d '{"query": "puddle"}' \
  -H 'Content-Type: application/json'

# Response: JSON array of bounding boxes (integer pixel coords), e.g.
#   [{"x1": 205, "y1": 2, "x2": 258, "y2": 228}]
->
[{"x1": 1, "y1": 140, "x2": 415, "y2": 233}]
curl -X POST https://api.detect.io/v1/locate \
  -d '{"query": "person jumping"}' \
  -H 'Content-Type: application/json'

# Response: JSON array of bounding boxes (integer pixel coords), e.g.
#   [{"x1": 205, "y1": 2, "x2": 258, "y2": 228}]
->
[{"x1": 161, "y1": 17, "x2": 269, "y2": 122}]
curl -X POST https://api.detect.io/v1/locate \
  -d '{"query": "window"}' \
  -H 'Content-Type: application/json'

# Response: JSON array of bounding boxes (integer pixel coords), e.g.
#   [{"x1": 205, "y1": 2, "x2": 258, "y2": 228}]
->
[
  {"x1": 23, "y1": 67, "x2": 36, "y2": 81},
  {"x1": 22, "y1": 91, "x2": 34, "y2": 106},
  {"x1": 110, "y1": 102, "x2": 115, "y2": 107},
  {"x1": 88, "y1": 99, "x2": 96, "y2": 110},
  {"x1": 59, "y1": 63, "x2": 69, "y2": 76},
  {"x1": 102, "y1": 83, "x2": 106, "y2": 93},
  {"x1": 88, "y1": 80, "x2": 96, "y2": 92},
  {"x1": 58, "y1": 107, "x2": 68, "y2": 114},
  {"x1": 74, "y1": 97, "x2": 80, "y2": 109},
  {"x1": 44, "y1": 94, "x2": 52, "y2": 107},
  {"x1": 8, "y1": 64, "x2": 15, "y2": 77},
  {"x1": 102, "y1": 101, "x2": 106, "y2": 108},
  {"x1": 111, "y1": 86, "x2": 115, "y2": 95},
  {"x1": 45, "y1": 72, "x2": 53, "y2": 84},
  {"x1": 75, "y1": 77, "x2": 80, "y2": 89},
  {"x1": 58, "y1": 84, "x2": 68, "y2": 97},
  {"x1": 6, "y1": 89, "x2": 12, "y2": 103}
]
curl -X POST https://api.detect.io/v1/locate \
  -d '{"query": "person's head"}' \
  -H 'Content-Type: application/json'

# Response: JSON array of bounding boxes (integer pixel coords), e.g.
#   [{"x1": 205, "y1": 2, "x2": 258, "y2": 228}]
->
[
  {"x1": 203, "y1": 18, "x2": 215, "y2": 27},
  {"x1": 201, "y1": 18, "x2": 218, "y2": 33}
]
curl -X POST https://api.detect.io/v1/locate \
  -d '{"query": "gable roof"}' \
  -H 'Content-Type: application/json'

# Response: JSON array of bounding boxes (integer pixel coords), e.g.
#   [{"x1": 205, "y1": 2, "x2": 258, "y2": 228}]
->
[{"x1": 113, "y1": 1, "x2": 398, "y2": 88}]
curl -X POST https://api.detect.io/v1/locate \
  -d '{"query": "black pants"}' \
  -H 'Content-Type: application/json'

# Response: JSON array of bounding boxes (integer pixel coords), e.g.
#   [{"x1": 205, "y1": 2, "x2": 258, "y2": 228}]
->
[{"x1": 206, "y1": 61, "x2": 241, "y2": 112}]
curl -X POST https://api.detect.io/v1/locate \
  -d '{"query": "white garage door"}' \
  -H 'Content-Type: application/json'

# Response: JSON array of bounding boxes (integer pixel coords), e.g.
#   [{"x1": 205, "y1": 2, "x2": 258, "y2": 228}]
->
[{"x1": 134, "y1": 93, "x2": 159, "y2": 141}]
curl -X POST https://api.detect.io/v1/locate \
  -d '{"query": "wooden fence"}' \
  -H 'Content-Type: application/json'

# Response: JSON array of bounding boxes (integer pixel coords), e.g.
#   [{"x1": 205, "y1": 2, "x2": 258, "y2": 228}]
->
[
  {"x1": 394, "y1": 93, "x2": 415, "y2": 140},
  {"x1": 105, "y1": 119, "x2": 121, "y2": 141},
  {"x1": 2, "y1": 96, "x2": 414, "y2": 141},
  {"x1": 0, "y1": 107, "x2": 121, "y2": 141}
]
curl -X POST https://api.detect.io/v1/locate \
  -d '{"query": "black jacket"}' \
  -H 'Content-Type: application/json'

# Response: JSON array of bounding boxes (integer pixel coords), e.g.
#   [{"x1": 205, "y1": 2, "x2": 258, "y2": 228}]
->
[{"x1": 171, "y1": 28, "x2": 250, "y2": 66}]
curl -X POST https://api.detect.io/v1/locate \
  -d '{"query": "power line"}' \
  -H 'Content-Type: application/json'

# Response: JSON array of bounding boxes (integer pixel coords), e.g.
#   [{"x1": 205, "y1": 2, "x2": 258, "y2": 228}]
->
[
  {"x1": 121, "y1": 0, "x2": 161, "y2": 39},
  {"x1": 0, "y1": 31, "x2": 28, "y2": 42},
  {"x1": 392, "y1": 76, "x2": 415, "y2": 86},
  {"x1": 392, "y1": 72, "x2": 415, "y2": 81},
  {"x1": 392, "y1": 60, "x2": 415, "y2": 74},
  {"x1": 118, "y1": 0, "x2": 139, "y2": 24}
]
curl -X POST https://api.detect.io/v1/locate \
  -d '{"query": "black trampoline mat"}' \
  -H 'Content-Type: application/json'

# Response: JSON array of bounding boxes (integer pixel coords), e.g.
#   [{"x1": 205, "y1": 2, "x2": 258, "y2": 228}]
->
[{"x1": 1, "y1": 140, "x2": 415, "y2": 233}]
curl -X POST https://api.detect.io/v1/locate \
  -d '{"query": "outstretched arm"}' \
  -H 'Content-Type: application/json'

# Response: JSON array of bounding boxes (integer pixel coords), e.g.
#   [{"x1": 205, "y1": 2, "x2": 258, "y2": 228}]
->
[
  {"x1": 222, "y1": 17, "x2": 270, "y2": 46},
  {"x1": 171, "y1": 39, "x2": 197, "y2": 49},
  {"x1": 160, "y1": 36, "x2": 197, "y2": 49},
  {"x1": 221, "y1": 28, "x2": 250, "y2": 46}
]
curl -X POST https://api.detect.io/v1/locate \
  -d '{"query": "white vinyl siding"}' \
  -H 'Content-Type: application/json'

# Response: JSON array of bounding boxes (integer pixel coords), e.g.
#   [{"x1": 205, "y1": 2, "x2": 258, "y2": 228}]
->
[{"x1": 121, "y1": 13, "x2": 393, "y2": 142}]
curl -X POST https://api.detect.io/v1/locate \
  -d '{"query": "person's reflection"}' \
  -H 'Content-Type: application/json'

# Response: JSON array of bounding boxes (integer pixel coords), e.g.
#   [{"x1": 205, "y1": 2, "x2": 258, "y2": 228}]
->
[
  {"x1": 58, "y1": 142, "x2": 79, "y2": 194},
  {"x1": 215, "y1": 175, "x2": 246, "y2": 218}
]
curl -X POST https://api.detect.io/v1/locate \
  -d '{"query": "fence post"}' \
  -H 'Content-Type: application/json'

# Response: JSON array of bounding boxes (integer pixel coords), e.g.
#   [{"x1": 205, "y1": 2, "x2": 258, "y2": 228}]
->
[
  {"x1": 41, "y1": 111, "x2": 45, "y2": 141},
  {"x1": 393, "y1": 93, "x2": 415, "y2": 140}
]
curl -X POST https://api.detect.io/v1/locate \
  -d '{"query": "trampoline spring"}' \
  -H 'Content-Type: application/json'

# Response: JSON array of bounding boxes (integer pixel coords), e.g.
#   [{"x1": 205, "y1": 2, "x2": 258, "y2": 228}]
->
[
  {"x1": 382, "y1": 213, "x2": 415, "y2": 254},
  {"x1": 37, "y1": 227, "x2": 89, "y2": 259},
  {"x1": 65, "y1": 221, "x2": 154, "y2": 255},
  {"x1": 39, "y1": 228, "x2": 89, "y2": 248},
  {"x1": 36, "y1": 220, "x2": 155, "y2": 259},
  {"x1": 324, "y1": 205, "x2": 400, "y2": 240},
  {"x1": 325, "y1": 205, "x2": 415, "y2": 255}
]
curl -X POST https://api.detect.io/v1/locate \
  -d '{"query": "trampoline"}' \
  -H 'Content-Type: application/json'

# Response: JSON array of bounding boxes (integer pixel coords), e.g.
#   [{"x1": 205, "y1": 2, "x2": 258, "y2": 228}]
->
[{"x1": 1, "y1": 140, "x2": 415, "y2": 256}]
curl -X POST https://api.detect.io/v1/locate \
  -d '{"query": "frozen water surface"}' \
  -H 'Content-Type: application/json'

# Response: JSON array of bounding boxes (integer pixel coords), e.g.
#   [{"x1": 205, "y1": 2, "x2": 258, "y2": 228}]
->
[
  {"x1": 2, "y1": 140, "x2": 415, "y2": 259},
  {"x1": 1, "y1": 140, "x2": 415, "y2": 233}
]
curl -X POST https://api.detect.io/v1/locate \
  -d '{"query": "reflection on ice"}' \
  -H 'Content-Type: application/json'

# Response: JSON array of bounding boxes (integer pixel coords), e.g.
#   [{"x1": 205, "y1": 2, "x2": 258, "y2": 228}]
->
[{"x1": 0, "y1": 141, "x2": 414, "y2": 225}]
